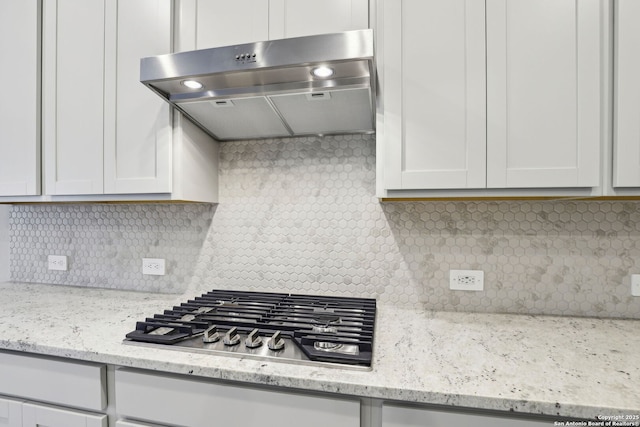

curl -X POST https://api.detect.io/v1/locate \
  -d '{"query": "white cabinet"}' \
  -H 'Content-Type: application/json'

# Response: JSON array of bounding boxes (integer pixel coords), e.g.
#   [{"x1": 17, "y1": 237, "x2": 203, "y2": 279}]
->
[
  {"x1": 0, "y1": 351, "x2": 107, "y2": 411},
  {"x1": 22, "y1": 403, "x2": 107, "y2": 427},
  {"x1": 0, "y1": 352, "x2": 107, "y2": 427},
  {"x1": 382, "y1": 403, "x2": 549, "y2": 427},
  {"x1": 614, "y1": 0, "x2": 640, "y2": 188},
  {"x1": 103, "y1": 0, "x2": 172, "y2": 195},
  {"x1": 180, "y1": 0, "x2": 368, "y2": 52},
  {"x1": 486, "y1": 0, "x2": 601, "y2": 189},
  {"x1": 0, "y1": 0, "x2": 41, "y2": 197},
  {"x1": 42, "y1": 0, "x2": 218, "y2": 202},
  {"x1": 186, "y1": 0, "x2": 270, "y2": 49},
  {"x1": 115, "y1": 368, "x2": 360, "y2": 427},
  {"x1": 379, "y1": 0, "x2": 486, "y2": 191},
  {"x1": 377, "y1": 0, "x2": 605, "y2": 197},
  {"x1": 116, "y1": 421, "x2": 168, "y2": 427},
  {"x1": 268, "y1": 0, "x2": 369, "y2": 39},
  {"x1": 43, "y1": 0, "x2": 105, "y2": 196},
  {"x1": 0, "y1": 397, "x2": 22, "y2": 427},
  {"x1": 0, "y1": 399, "x2": 107, "y2": 427}
]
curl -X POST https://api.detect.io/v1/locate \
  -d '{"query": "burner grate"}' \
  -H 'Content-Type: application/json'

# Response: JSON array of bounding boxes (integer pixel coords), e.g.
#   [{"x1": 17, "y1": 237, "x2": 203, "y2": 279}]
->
[{"x1": 125, "y1": 289, "x2": 376, "y2": 368}]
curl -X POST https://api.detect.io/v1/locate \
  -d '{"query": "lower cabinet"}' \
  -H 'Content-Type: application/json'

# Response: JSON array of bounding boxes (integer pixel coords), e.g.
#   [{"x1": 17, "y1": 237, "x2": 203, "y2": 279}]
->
[
  {"x1": 22, "y1": 403, "x2": 106, "y2": 427},
  {"x1": 0, "y1": 399, "x2": 107, "y2": 427},
  {"x1": 382, "y1": 403, "x2": 550, "y2": 427},
  {"x1": 0, "y1": 351, "x2": 106, "y2": 411},
  {"x1": 0, "y1": 397, "x2": 21, "y2": 427},
  {"x1": 0, "y1": 351, "x2": 107, "y2": 427},
  {"x1": 115, "y1": 421, "x2": 167, "y2": 427},
  {"x1": 0, "y1": 351, "x2": 582, "y2": 427},
  {"x1": 115, "y1": 368, "x2": 360, "y2": 427}
]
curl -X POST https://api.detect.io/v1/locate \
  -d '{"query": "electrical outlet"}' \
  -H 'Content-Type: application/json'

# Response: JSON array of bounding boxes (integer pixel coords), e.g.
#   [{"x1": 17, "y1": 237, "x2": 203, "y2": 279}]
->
[
  {"x1": 142, "y1": 258, "x2": 165, "y2": 276},
  {"x1": 450, "y1": 269, "x2": 484, "y2": 291},
  {"x1": 632, "y1": 274, "x2": 640, "y2": 297},
  {"x1": 48, "y1": 255, "x2": 68, "y2": 271}
]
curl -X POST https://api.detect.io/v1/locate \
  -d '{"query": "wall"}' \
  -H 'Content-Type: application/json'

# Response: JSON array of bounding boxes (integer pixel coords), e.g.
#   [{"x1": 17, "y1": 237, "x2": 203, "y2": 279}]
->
[
  {"x1": 8, "y1": 134, "x2": 640, "y2": 319},
  {"x1": 0, "y1": 205, "x2": 9, "y2": 282}
]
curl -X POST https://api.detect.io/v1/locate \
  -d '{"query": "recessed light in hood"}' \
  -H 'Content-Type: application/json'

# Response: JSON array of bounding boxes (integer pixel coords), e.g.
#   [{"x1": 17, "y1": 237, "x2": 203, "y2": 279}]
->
[
  {"x1": 181, "y1": 80, "x2": 204, "y2": 90},
  {"x1": 311, "y1": 66, "x2": 335, "y2": 78},
  {"x1": 140, "y1": 29, "x2": 375, "y2": 141}
]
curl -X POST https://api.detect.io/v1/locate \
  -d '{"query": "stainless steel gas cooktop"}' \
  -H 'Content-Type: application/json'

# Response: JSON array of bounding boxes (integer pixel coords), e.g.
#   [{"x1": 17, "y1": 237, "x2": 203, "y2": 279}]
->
[{"x1": 124, "y1": 289, "x2": 376, "y2": 370}]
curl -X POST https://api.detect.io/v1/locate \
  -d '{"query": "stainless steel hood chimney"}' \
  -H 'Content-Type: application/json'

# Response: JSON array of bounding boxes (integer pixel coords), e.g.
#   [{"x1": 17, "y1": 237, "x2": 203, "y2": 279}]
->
[{"x1": 140, "y1": 29, "x2": 375, "y2": 141}]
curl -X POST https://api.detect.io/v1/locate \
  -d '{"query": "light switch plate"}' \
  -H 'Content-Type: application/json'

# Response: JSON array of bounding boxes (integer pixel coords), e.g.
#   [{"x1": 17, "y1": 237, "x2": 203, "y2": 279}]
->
[{"x1": 631, "y1": 274, "x2": 640, "y2": 297}]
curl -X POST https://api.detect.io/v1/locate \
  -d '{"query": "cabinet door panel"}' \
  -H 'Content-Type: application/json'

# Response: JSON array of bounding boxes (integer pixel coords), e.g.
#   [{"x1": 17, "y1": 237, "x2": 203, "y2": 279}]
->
[
  {"x1": 614, "y1": 0, "x2": 640, "y2": 187},
  {"x1": 0, "y1": 0, "x2": 40, "y2": 196},
  {"x1": 43, "y1": 0, "x2": 105, "y2": 195},
  {"x1": 269, "y1": 0, "x2": 368, "y2": 39},
  {"x1": 486, "y1": 0, "x2": 601, "y2": 188},
  {"x1": 22, "y1": 403, "x2": 107, "y2": 427},
  {"x1": 103, "y1": 0, "x2": 172, "y2": 194},
  {"x1": 194, "y1": 0, "x2": 269, "y2": 49},
  {"x1": 382, "y1": 0, "x2": 486, "y2": 190},
  {"x1": 383, "y1": 403, "x2": 549, "y2": 427},
  {"x1": 0, "y1": 397, "x2": 21, "y2": 427}
]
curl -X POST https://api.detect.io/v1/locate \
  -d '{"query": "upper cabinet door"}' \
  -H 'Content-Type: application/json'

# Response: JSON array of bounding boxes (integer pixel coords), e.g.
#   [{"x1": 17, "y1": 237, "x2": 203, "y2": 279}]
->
[
  {"x1": 486, "y1": 0, "x2": 602, "y2": 189},
  {"x1": 381, "y1": 0, "x2": 487, "y2": 190},
  {"x1": 43, "y1": 0, "x2": 105, "y2": 195},
  {"x1": 103, "y1": 0, "x2": 172, "y2": 194},
  {"x1": 268, "y1": 0, "x2": 369, "y2": 39},
  {"x1": 0, "y1": 0, "x2": 40, "y2": 196},
  {"x1": 614, "y1": 0, "x2": 640, "y2": 188},
  {"x1": 178, "y1": 0, "x2": 269, "y2": 51},
  {"x1": 179, "y1": 0, "x2": 366, "y2": 51}
]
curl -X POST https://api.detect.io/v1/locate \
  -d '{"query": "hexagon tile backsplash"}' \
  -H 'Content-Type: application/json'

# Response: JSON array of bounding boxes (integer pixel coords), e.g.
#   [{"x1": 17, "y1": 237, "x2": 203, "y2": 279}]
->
[{"x1": 8, "y1": 134, "x2": 640, "y2": 319}]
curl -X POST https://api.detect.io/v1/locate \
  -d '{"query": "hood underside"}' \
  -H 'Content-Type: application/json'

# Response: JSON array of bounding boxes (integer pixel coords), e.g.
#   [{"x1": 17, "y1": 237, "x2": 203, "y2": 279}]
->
[{"x1": 140, "y1": 29, "x2": 375, "y2": 141}]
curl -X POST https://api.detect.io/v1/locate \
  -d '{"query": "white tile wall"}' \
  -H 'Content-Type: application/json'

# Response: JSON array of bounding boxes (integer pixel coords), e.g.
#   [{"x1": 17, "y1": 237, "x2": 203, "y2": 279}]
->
[
  {"x1": 8, "y1": 134, "x2": 640, "y2": 318},
  {"x1": 0, "y1": 205, "x2": 9, "y2": 282},
  {"x1": 10, "y1": 203, "x2": 212, "y2": 293}
]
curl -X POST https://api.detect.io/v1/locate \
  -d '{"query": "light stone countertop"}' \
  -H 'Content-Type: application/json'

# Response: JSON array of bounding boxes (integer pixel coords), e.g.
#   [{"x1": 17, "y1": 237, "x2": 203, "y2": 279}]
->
[{"x1": 0, "y1": 281, "x2": 638, "y2": 420}]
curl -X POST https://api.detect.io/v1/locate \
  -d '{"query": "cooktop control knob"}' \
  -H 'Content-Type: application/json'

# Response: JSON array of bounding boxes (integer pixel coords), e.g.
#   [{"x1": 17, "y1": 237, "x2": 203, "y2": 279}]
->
[
  {"x1": 245, "y1": 328, "x2": 263, "y2": 348},
  {"x1": 203, "y1": 324, "x2": 220, "y2": 343},
  {"x1": 223, "y1": 327, "x2": 241, "y2": 346},
  {"x1": 267, "y1": 331, "x2": 285, "y2": 351}
]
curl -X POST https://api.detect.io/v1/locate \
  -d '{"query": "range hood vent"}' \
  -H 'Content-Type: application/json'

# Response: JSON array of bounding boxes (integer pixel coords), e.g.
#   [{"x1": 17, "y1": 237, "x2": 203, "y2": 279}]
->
[{"x1": 140, "y1": 29, "x2": 375, "y2": 141}]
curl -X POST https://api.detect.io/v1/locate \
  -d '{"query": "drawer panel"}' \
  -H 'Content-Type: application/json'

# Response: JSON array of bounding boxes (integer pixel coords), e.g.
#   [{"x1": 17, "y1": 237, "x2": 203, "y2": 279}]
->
[
  {"x1": 115, "y1": 368, "x2": 359, "y2": 427},
  {"x1": 383, "y1": 403, "x2": 551, "y2": 427},
  {"x1": 0, "y1": 351, "x2": 106, "y2": 411},
  {"x1": 23, "y1": 402, "x2": 107, "y2": 427},
  {"x1": 0, "y1": 396, "x2": 22, "y2": 427},
  {"x1": 116, "y1": 420, "x2": 168, "y2": 427}
]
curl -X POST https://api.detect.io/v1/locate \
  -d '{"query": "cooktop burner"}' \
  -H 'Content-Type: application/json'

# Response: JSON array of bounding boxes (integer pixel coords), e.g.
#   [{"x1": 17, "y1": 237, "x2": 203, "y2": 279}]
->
[{"x1": 124, "y1": 290, "x2": 376, "y2": 370}]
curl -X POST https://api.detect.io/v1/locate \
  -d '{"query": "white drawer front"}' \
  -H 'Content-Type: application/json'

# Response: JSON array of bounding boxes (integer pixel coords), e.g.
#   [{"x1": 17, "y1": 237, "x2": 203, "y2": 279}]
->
[
  {"x1": 0, "y1": 396, "x2": 22, "y2": 427},
  {"x1": 383, "y1": 403, "x2": 550, "y2": 427},
  {"x1": 22, "y1": 402, "x2": 107, "y2": 427},
  {"x1": 116, "y1": 420, "x2": 169, "y2": 427},
  {"x1": 0, "y1": 351, "x2": 106, "y2": 411},
  {"x1": 115, "y1": 368, "x2": 359, "y2": 427}
]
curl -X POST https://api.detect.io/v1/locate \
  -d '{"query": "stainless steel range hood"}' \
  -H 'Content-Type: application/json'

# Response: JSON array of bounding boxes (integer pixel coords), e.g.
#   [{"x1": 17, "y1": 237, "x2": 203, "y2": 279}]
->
[{"x1": 140, "y1": 29, "x2": 375, "y2": 141}]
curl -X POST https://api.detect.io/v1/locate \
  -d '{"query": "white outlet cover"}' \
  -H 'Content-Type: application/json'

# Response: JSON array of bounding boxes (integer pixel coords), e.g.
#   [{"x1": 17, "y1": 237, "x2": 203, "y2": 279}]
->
[
  {"x1": 631, "y1": 274, "x2": 640, "y2": 297},
  {"x1": 47, "y1": 255, "x2": 68, "y2": 271},
  {"x1": 142, "y1": 258, "x2": 165, "y2": 276},
  {"x1": 450, "y1": 269, "x2": 484, "y2": 291}
]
